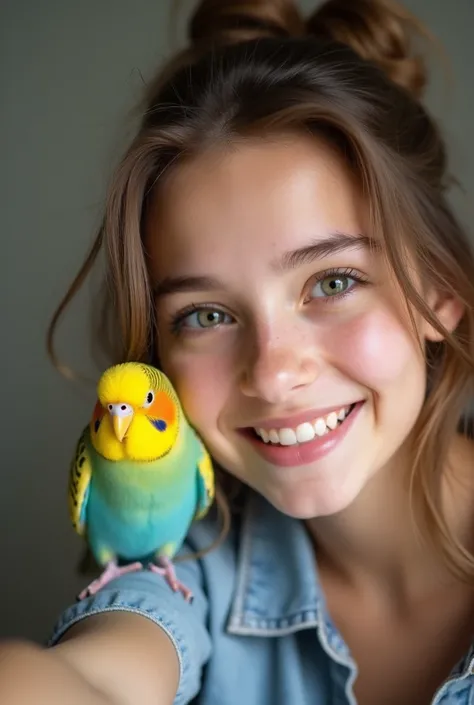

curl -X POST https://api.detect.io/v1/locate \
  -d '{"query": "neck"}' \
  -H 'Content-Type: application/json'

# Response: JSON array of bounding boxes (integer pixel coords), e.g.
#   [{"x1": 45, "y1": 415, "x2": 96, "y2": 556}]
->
[{"x1": 306, "y1": 434, "x2": 474, "y2": 603}]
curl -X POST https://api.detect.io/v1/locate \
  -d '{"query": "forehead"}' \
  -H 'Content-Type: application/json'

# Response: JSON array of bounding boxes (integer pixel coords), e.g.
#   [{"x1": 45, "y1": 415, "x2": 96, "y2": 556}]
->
[{"x1": 145, "y1": 134, "x2": 367, "y2": 278}]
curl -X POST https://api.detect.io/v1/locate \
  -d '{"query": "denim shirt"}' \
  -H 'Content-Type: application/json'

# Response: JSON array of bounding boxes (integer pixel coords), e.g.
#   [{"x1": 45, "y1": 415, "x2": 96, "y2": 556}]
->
[{"x1": 49, "y1": 492, "x2": 474, "y2": 704}]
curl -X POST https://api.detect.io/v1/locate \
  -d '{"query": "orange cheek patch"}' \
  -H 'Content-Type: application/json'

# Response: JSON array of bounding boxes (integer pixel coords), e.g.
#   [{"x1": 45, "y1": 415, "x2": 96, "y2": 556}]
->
[
  {"x1": 92, "y1": 401, "x2": 105, "y2": 423},
  {"x1": 150, "y1": 392, "x2": 177, "y2": 425}
]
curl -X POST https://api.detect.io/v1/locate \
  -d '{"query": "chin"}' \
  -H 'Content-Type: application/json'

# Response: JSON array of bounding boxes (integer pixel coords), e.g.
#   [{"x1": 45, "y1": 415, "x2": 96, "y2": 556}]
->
[{"x1": 260, "y1": 473, "x2": 365, "y2": 520}]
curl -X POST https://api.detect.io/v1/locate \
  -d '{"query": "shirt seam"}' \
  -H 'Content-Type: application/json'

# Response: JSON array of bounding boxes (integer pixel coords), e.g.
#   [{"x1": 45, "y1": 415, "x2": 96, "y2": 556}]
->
[{"x1": 228, "y1": 496, "x2": 254, "y2": 621}]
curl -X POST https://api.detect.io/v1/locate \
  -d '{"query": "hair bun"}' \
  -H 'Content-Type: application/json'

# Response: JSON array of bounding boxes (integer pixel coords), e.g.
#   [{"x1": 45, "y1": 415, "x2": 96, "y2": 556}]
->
[
  {"x1": 188, "y1": 0, "x2": 431, "y2": 99},
  {"x1": 308, "y1": 0, "x2": 428, "y2": 99},
  {"x1": 189, "y1": 0, "x2": 305, "y2": 48}
]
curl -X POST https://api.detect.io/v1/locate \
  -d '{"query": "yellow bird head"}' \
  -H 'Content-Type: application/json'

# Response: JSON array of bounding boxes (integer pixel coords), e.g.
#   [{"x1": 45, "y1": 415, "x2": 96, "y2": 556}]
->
[{"x1": 89, "y1": 363, "x2": 181, "y2": 462}]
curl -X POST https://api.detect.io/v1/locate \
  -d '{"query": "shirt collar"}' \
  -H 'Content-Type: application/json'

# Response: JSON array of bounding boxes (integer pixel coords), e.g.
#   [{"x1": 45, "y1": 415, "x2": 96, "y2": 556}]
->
[{"x1": 227, "y1": 491, "x2": 324, "y2": 635}]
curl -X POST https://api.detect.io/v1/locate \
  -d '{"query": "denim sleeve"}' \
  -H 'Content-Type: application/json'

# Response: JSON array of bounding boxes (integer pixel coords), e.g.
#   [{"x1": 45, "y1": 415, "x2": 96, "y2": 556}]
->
[{"x1": 48, "y1": 548, "x2": 212, "y2": 705}]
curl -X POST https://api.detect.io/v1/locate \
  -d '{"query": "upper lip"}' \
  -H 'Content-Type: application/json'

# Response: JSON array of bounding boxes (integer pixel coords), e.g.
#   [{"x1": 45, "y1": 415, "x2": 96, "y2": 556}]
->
[{"x1": 243, "y1": 402, "x2": 361, "y2": 430}]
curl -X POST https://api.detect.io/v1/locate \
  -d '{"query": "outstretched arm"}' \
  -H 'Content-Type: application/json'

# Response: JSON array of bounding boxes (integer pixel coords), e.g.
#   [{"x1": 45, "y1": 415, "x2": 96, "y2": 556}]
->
[{"x1": 0, "y1": 612, "x2": 179, "y2": 705}]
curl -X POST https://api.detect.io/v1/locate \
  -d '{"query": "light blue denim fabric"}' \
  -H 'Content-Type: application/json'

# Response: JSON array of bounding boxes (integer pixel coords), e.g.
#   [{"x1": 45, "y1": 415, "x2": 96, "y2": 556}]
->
[{"x1": 49, "y1": 492, "x2": 474, "y2": 705}]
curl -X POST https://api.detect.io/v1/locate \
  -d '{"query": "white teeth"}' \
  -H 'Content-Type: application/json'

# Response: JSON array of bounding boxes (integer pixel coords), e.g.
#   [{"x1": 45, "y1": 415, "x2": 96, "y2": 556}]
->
[
  {"x1": 254, "y1": 406, "x2": 352, "y2": 445},
  {"x1": 296, "y1": 422, "x2": 315, "y2": 443},
  {"x1": 279, "y1": 428, "x2": 297, "y2": 446},
  {"x1": 269, "y1": 430, "x2": 280, "y2": 444},
  {"x1": 314, "y1": 418, "x2": 327, "y2": 437}
]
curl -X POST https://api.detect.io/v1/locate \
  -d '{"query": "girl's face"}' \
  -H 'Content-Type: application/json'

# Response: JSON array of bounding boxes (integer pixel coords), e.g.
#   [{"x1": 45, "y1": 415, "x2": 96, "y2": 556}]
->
[{"x1": 146, "y1": 135, "x2": 447, "y2": 519}]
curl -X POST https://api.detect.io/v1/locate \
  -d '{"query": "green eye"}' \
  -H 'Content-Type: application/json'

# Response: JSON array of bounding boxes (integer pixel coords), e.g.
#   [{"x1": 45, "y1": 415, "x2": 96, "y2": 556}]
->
[
  {"x1": 316, "y1": 275, "x2": 352, "y2": 297},
  {"x1": 196, "y1": 311, "x2": 225, "y2": 327},
  {"x1": 184, "y1": 309, "x2": 231, "y2": 329},
  {"x1": 171, "y1": 305, "x2": 235, "y2": 336}
]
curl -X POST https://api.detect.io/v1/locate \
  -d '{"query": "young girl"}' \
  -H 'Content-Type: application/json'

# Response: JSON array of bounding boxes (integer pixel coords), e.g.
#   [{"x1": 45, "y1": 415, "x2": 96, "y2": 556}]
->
[{"x1": 1, "y1": 0, "x2": 474, "y2": 703}]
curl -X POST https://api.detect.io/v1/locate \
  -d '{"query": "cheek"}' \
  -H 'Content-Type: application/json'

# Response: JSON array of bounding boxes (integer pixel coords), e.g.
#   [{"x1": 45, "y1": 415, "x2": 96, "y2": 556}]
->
[
  {"x1": 159, "y1": 346, "x2": 234, "y2": 428},
  {"x1": 327, "y1": 308, "x2": 424, "y2": 388}
]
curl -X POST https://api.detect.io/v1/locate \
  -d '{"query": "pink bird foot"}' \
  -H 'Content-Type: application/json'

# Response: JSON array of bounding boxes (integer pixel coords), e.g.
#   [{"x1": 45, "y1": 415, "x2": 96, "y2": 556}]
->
[
  {"x1": 77, "y1": 561, "x2": 143, "y2": 600},
  {"x1": 148, "y1": 556, "x2": 193, "y2": 603}
]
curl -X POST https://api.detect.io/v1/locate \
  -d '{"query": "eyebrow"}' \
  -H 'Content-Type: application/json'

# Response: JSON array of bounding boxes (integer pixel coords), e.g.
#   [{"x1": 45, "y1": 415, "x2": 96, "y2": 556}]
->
[
  {"x1": 153, "y1": 275, "x2": 223, "y2": 299},
  {"x1": 274, "y1": 232, "x2": 378, "y2": 271},
  {"x1": 153, "y1": 232, "x2": 378, "y2": 299}
]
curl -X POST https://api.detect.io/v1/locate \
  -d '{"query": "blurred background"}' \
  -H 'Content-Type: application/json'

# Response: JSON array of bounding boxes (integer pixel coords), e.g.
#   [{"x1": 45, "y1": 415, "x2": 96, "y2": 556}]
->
[{"x1": 1, "y1": 0, "x2": 473, "y2": 641}]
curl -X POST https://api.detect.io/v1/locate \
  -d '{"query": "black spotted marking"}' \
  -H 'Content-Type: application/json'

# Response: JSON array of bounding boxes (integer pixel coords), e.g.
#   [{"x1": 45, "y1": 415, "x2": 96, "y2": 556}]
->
[{"x1": 68, "y1": 428, "x2": 92, "y2": 537}]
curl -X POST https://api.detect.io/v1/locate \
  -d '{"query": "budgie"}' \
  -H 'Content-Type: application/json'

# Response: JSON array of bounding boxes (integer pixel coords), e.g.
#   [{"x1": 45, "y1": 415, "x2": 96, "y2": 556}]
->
[{"x1": 68, "y1": 362, "x2": 215, "y2": 602}]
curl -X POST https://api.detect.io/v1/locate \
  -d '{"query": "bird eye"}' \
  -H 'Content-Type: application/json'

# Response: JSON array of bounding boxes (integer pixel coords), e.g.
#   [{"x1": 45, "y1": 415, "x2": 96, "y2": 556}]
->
[{"x1": 143, "y1": 391, "x2": 154, "y2": 408}]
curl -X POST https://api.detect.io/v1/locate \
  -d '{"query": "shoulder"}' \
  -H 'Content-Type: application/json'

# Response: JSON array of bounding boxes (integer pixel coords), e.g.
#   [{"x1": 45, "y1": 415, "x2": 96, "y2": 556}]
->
[{"x1": 182, "y1": 503, "x2": 242, "y2": 605}]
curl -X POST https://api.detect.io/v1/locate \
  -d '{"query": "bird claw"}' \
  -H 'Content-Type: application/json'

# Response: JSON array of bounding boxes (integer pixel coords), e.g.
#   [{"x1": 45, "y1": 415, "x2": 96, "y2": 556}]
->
[
  {"x1": 77, "y1": 561, "x2": 143, "y2": 600},
  {"x1": 148, "y1": 560, "x2": 193, "y2": 603}
]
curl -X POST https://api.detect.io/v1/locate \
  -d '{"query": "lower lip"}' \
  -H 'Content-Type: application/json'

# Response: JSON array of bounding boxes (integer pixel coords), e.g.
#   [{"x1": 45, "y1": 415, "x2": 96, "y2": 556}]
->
[{"x1": 243, "y1": 402, "x2": 364, "y2": 467}]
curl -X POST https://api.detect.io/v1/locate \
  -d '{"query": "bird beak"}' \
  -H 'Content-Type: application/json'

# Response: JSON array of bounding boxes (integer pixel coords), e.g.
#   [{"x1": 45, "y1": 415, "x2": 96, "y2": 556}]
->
[{"x1": 112, "y1": 413, "x2": 133, "y2": 443}]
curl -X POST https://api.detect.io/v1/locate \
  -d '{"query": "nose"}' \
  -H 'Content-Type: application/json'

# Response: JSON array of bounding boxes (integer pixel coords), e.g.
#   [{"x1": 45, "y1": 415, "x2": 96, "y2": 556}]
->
[
  {"x1": 107, "y1": 403, "x2": 134, "y2": 443},
  {"x1": 107, "y1": 403, "x2": 133, "y2": 418},
  {"x1": 239, "y1": 341, "x2": 320, "y2": 405}
]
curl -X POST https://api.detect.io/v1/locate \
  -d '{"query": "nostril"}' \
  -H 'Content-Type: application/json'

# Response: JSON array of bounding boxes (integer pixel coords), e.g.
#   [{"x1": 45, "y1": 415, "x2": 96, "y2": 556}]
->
[{"x1": 121, "y1": 405, "x2": 127, "y2": 411}]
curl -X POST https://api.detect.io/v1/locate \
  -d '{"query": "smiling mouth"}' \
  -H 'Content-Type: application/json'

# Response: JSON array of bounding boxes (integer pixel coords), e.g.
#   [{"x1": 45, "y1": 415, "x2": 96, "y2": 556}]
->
[{"x1": 247, "y1": 403, "x2": 358, "y2": 447}]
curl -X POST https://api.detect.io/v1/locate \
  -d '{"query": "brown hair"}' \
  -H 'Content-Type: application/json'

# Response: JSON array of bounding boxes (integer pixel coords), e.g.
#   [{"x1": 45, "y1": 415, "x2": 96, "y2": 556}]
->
[{"x1": 48, "y1": 0, "x2": 474, "y2": 578}]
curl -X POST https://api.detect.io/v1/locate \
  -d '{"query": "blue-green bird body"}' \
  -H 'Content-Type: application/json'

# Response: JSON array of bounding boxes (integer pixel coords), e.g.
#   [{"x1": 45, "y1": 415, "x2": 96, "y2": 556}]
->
[
  {"x1": 68, "y1": 362, "x2": 215, "y2": 600},
  {"x1": 84, "y1": 421, "x2": 205, "y2": 564}
]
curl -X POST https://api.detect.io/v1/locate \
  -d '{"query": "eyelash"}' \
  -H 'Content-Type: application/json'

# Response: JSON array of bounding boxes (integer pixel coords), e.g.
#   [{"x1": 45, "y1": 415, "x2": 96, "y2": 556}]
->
[
  {"x1": 304, "y1": 267, "x2": 370, "y2": 304},
  {"x1": 169, "y1": 267, "x2": 370, "y2": 336},
  {"x1": 169, "y1": 303, "x2": 229, "y2": 336}
]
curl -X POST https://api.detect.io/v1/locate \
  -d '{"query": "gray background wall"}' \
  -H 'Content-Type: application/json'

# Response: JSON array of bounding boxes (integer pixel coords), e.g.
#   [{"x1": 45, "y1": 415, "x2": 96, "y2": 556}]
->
[{"x1": 1, "y1": 0, "x2": 473, "y2": 642}]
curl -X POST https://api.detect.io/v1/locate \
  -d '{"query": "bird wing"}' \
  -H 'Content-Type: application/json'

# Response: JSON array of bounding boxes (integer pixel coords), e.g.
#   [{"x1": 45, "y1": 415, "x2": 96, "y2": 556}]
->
[
  {"x1": 194, "y1": 447, "x2": 215, "y2": 520},
  {"x1": 68, "y1": 427, "x2": 92, "y2": 536}
]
